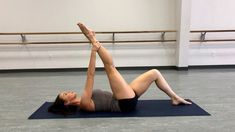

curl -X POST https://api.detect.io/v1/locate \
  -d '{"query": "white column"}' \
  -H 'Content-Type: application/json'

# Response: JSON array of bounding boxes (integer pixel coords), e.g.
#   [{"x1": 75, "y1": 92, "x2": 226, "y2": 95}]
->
[{"x1": 175, "y1": 0, "x2": 191, "y2": 69}]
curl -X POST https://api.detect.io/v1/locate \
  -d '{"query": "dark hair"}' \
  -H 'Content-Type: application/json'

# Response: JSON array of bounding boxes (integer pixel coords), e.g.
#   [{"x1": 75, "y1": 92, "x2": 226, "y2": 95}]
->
[{"x1": 48, "y1": 95, "x2": 78, "y2": 115}]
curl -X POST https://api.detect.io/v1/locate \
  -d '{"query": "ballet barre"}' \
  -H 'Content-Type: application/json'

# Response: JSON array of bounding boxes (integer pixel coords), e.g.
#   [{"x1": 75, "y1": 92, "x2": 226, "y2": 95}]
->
[
  {"x1": 0, "y1": 30, "x2": 176, "y2": 45},
  {"x1": 190, "y1": 30, "x2": 235, "y2": 42}
]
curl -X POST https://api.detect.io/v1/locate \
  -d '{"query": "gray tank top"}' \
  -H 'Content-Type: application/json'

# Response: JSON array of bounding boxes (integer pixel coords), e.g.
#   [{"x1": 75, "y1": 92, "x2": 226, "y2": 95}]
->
[{"x1": 91, "y1": 89, "x2": 121, "y2": 112}]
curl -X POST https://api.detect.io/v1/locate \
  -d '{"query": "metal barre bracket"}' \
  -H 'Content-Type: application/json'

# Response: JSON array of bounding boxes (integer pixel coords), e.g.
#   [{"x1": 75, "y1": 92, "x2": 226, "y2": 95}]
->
[
  {"x1": 112, "y1": 33, "x2": 115, "y2": 44},
  {"x1": 20, "y1": 34, "x2": 27, "y2": 44},
  {"x1": 200, "y1": 32, "x2": 207, "y2": 41},
  {"x1": 161, "y1": 32, "x2": 165, "y2": 41}
]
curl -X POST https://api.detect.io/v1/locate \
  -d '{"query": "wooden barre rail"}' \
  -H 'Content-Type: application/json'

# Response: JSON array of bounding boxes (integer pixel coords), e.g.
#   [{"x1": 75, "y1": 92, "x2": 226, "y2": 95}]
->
[
  {"x1": 190, "y1": 39, "x2": 235, "y2": 42},
  {"x1": 1, "y1": 29, "x2": 235, "y2": 44},
  {"x1": 190, "y1": 29, "x2": 235, "y2": 42},
  {"x1": 0, "y1": 40, "x2": 177, "y2": 45},
  {"x1": 0, "y1": 30, "x2": 176, "y2": 35},
  {"x1": 0, "y1": 30, "x2": 177, "y2": 45},
  {"x1": 190, "y1": 30, "x2": 235, "y2": 33}
]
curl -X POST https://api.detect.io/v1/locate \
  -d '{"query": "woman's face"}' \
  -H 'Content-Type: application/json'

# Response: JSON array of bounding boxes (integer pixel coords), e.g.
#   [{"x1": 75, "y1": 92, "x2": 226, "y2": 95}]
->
[{"x1": 59, "y1": 91, "x2": 77, "y2": 102}]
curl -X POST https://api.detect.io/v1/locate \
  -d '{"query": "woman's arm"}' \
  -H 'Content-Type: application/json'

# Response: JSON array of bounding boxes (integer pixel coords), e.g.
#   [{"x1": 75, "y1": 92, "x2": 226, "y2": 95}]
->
[{"x1": 80, "y1": 48, "x2": 97, "y2": 111}]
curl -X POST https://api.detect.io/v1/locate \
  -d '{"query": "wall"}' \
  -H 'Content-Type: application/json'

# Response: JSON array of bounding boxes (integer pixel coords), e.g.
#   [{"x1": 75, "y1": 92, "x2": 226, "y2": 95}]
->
[
  {"x1": 1, "y1": 0, "x2": 235, "y2": 70},
  {"x1": 0, "y1": 0, "x2": 176, "y2": 69},
  {"x1": 189, "y1": 0, "x2": 235, "y2": 66}
]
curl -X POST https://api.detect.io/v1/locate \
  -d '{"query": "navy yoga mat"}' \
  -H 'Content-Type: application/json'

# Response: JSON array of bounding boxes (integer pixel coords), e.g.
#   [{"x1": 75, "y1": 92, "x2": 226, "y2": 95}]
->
[{"x1": 28, "y1": 99, "x2": 210, "y2": 119}]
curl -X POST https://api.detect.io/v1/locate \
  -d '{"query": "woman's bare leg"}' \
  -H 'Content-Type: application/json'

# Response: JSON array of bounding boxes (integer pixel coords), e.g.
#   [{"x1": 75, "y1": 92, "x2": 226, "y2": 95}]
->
[
  {"x1": 78, "y1": 23, "x2": 135, "y2": 99},
  {"x1": 96, "y1": 45, "x2": 136, "y2": 99},
  {"x1": 129, "y1": 69, "x2": 191, "y2": 105}
]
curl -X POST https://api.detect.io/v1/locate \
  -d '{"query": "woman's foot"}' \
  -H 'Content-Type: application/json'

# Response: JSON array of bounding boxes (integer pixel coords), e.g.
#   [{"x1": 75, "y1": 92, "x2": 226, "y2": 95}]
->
[
  {"x1": 77, "y1": 22, "x2": 101, "y2": 51},
  {"x1": 77, "y1": 23, "x2": 96, "y2": 43},
  {"x1": 171, "y1": 96, "x2": 192, "y2": 105}
]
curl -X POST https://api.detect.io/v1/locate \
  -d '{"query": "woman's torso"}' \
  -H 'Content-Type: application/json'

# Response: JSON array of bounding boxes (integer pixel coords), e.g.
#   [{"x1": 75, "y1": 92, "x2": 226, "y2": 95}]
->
[{"x1": 91, "y1": 89, "x2": 121, "y2": 112}]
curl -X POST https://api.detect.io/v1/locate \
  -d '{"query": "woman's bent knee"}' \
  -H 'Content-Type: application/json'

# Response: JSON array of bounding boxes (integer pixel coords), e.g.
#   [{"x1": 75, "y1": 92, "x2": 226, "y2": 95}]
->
[
  {"x1": 151, "y1": 69, "x2": 160, "y2": 74},
  {"x1": 149, "y1": 69, "x2": 161, "y2": 79}
]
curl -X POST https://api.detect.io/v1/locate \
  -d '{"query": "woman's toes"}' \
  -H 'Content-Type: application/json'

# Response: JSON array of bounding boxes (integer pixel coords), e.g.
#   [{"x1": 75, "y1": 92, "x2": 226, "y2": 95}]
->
[
  {"x1": 172, "y1": 97, "x2": 192, "y2": 105},
  {"x1": 77, "y1": 22, "x2": 96, "y2": 42}
]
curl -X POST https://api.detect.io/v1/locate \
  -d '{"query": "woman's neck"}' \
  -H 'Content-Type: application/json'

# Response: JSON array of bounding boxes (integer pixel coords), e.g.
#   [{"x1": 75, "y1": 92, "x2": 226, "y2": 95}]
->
[{"x1": 70, "y1": 97, "x2": 81, "y2": 106}]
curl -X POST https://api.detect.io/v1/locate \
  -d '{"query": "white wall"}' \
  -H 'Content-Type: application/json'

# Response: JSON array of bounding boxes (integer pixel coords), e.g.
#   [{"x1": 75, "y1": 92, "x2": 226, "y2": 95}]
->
[
  {"x1": 0, "y1": 0, "x2": 177, "y2": 69},
  {"x1": 175, "y1": 0, "x2": 191, "y2": 68},
  {"x1": 0, "y1": 0, "x2": 176, "y2": 31},
  {"x1": 1, "y1": 0, "x2": 235, "y2": 70},
  {"x1": 190, "y1": 0, "x2": 235, "y2": 66}
]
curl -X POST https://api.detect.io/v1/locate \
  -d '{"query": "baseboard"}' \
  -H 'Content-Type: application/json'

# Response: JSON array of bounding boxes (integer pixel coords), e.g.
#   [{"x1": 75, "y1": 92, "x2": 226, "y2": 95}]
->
[
  {"x1": 0, "y1": 65, "x2": 234, "y2": 73},
  {"x1": 175, "y1": 67, "x2": 189, "y2": 71},
  {"x1": 189, "y1": 65, "x2": 235, "y2": 69},
  {"x1": 0, "y1": 66, "x2": 176, "y2": 73}
]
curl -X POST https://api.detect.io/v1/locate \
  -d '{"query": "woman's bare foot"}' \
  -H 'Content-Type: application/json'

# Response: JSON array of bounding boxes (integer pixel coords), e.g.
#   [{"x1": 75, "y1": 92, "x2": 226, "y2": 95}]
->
[
  {"x1": 77, "y1": 22, "x2": 101, "y2": 51},
  {"x1": 77, "y1": 23, "x2": 96, "y2": 43},
  {"x1": 171, "y1": 96, "x2": 192, "y2": 105}
]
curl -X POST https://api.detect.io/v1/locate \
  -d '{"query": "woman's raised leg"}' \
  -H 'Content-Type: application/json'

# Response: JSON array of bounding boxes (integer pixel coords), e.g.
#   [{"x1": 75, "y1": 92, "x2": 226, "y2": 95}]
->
[
  {"x1": 78, "y1": 23, "x2": 135, "y2": 99},
  {"x1": 96, "y1": 45, "x2": 136, "y2": 99},
  {"x1": 129, "y1": 69, "x2": 191, "y2": 105}
]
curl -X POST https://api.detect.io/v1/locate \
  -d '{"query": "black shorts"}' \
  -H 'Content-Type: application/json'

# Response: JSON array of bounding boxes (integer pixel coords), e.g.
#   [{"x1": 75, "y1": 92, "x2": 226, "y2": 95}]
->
[{"x1": 118, "y1": 93, "x2": 139, "y2": 112}]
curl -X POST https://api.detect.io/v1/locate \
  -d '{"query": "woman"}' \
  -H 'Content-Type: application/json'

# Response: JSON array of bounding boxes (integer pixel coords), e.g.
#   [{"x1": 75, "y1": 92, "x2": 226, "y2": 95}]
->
[{"x1": 48, "y1": 23, "x2": 191, "y2": 115}]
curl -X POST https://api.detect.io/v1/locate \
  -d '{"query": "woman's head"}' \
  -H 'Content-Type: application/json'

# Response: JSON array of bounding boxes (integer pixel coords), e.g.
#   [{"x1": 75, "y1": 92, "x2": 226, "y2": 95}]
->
[
  {"x1": 48, "y1": 91, "x2": 79, "y2": 115},
  {"x1": 59, "y1": 91, "x2": 77, "y2": 105}
]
